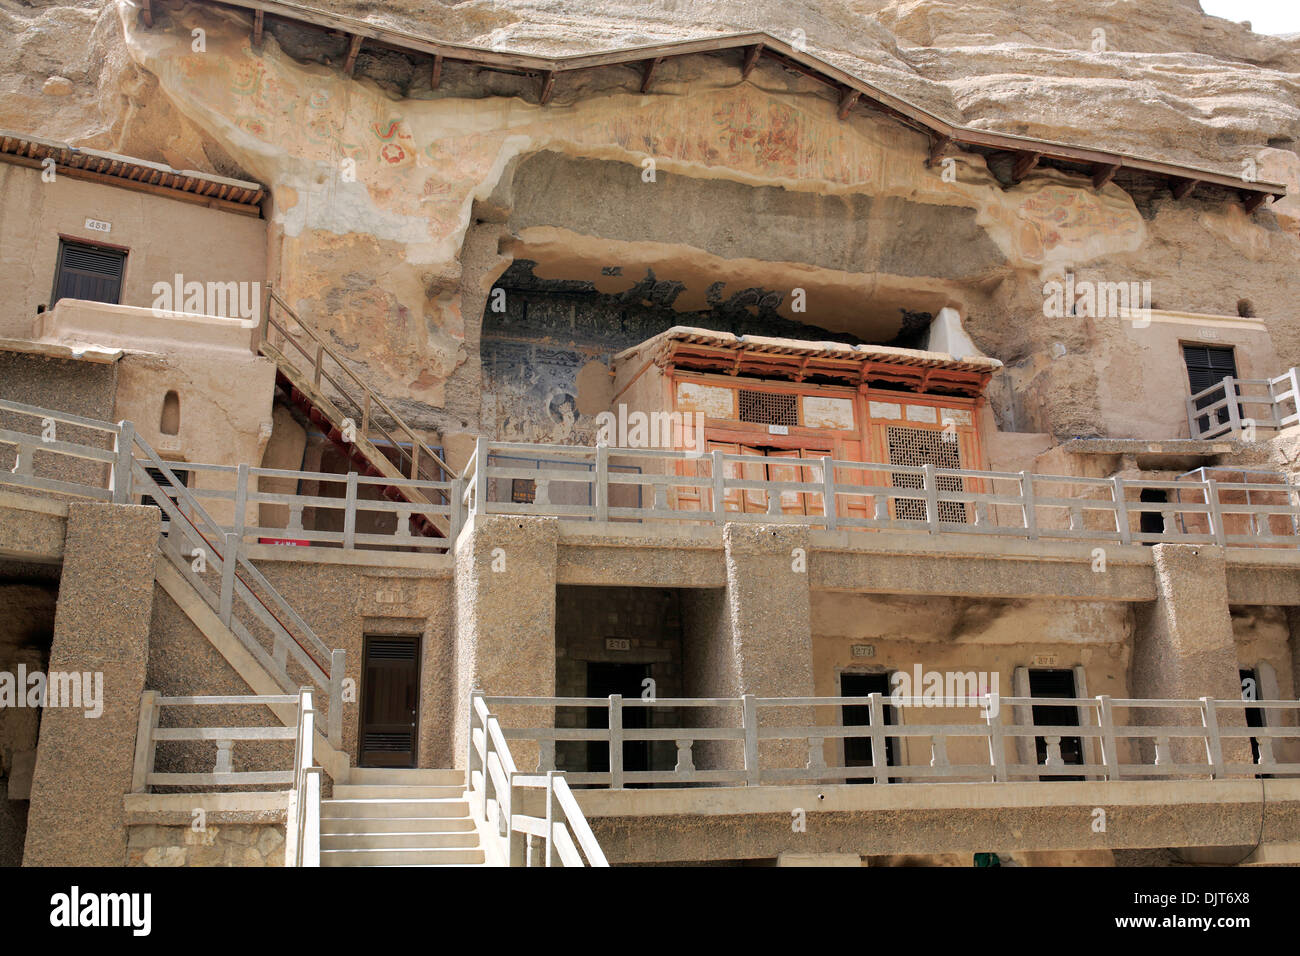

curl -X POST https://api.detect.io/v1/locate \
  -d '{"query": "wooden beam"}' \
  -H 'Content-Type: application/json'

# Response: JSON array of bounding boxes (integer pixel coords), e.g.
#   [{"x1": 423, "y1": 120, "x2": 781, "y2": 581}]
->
[
  {"x1": 1172, "y1": 177, "x2": 1200, "y2": 200},
  {"x1": 252, "y1": 10, "x2": 264, "y2": 50},
  {"x1": 926, "y1": 134, "x2": 953, "y2": 168},
  {"x1": 343, "y1": 34, "x2": 363, "y2": 76},
  {"x1": 1012, "y1": 151, "x2": 1041, "y2": 183},
  {"x1": 836, "y1": 89, "x2": 861, "y2": 121},
  {"x1": 141, "y1": 0, "x2": 153, "y2": 28},
  {"x1": 539, "y1": 70, "x2": 556, "y2": 105},
  {"x1": 1242, "y1": 191, "x2": 1269, "y2": 214},
  {"x1": 741, "y1": 44, "x2": 763, "y2": 79},
  {"x1": 640, "y1": 57, "x2": 662, "y2": 94},
  {"x1": 1091, "y1": 162, "x2": 1119, "y2": 190},
  {"x1": 430, "y1": 54, "x2": 443, "y2": 90}
]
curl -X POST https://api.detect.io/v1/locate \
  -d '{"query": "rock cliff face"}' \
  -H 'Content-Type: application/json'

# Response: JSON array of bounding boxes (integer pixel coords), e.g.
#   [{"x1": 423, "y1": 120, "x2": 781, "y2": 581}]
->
[{"x1": 4, "y1": 0, "x2": 1299, "y2": 444}]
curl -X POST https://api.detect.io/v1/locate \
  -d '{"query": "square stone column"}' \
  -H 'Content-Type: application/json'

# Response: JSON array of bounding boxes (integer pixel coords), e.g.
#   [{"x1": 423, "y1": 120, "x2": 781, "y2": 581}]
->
[
  {"x1": 722, "y1": 524, "x2": 817, "y2": 774},
  {"x1": 453, "y1": 514, "x2": 558, "y2": 772},
  {"x1": 1131, "y1": 544, "x2": 1250, "y2": 771},
  {"x1": 23, "y1": 503, "x2": 158, "y2": 866}
]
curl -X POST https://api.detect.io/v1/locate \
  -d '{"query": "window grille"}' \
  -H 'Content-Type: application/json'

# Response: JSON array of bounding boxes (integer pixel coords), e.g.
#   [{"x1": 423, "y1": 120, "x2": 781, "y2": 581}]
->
[
  {"x1": 886, "y1": 425, "x2": 966, "y2": 523},
  {"x1": 738, "y1": 390, "x2": 798, "y2": 427}
]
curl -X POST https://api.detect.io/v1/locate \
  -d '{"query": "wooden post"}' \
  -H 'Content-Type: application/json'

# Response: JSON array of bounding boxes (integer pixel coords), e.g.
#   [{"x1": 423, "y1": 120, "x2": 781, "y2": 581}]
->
[
  {"x1": 342, "y1": 471, "x2": 358, "y2": 550},
  {"x1": 1201, "y1": 697, "x2": 1225, "y2": 778},
  {"x1": 923, "y1": 463, "x2": 938, "y2": 533},
  {"x1": 474, "y1": 436, "x2": 489, "y2": 516},
  {"x1": 233, "y1": 463, "x2": 249, "y2": 544},
  {"x1": 985, "y1": 694, "x2": 1006, "y2": 782},
  {"x1": 1206, "y1": 479, "x2": 1226, "y2": 546},
  {"x1": 112, "y1": 421, "x2": 135, "y2": 504},
  {"x1": 868, "y1": 693, "x2": 887, "y2": 783},
  {"x1": 545, "y1": 771, "x2": 556, "y2": 868},
  {"x1": 742, "y1": 694, "x2": 760, "y2": 786},
  {"x1": 712, "y1": 448, "x2": 727, "y2": 526},
  {"x1": 1097, "y1": 696, "x2": 1120, "y2": 780},
  {"x1": 1021, "y1": 471, "x2": 1038, "y2": 540},
  {"x1": 608, "y1": 694, "x2": 624, "y2": 790},
  {"x1": 130, "y1": 690, "x2": 159, "y2": 793},
  {"x1": 595, "y1": 445, "x2": 609, "y2": 522},
  {"x1": 1224, "y1": 377, "x2": 1241, "y2": 436},
  {"x1": 328, "y1": 648, "x2": 345, "y2": 749},
  {"x1": 219, "y1": 532, "x2": 239, "y2": 626},
  {"x1": 821, "y1": 456, "x2": 837, "y2": 530},
  {"x1": 1112, "y1": 477, "x2": 1132, "y2": 544}
]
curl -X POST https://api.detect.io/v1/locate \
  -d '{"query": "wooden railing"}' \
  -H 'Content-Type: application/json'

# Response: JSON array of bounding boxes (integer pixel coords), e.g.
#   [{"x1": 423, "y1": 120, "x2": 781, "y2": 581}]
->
[
  {"x1": 289, "y1": 689, "x2": 322, "y2": 867},
  {"x1": 482, "y1": 694, "x2": 1300, "y2": 786},
  {"x1": 461, "y1": 438, "x2": 1300, "y2": 547},
  {"x1": 469, "y1": 691, "x2": 609, "y2": 866},
  {"x1": 131, "y1": 690, "x2": 304, "y2": 791},
  {"x1": 260, "y1": 285, "x2": 454, "y2": 482},
  {"x1": 0, "y1": 399, "x2": 346, "y2": 746},
  {"x1": 162, "y1": 460, "x2": 463, "y2": 554},
  {"x1": 1187, "y1": 368, "x2": 1300, "y2": 439}
]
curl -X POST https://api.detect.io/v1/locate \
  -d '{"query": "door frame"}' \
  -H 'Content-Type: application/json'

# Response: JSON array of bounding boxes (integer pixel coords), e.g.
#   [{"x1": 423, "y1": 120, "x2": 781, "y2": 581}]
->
[{"x1": 358, "y1": 632, "x2": 422, "y2": 768}]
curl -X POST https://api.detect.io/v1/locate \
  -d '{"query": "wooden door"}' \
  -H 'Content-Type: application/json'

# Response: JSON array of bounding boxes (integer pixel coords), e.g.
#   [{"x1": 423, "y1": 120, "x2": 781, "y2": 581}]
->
[{"x1": 359, "y1": 635, "x2": 420, "y2": 767}]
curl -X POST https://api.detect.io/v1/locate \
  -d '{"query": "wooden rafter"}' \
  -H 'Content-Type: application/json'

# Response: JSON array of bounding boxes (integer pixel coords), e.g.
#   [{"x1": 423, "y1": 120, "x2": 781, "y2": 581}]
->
[
  {"x1": 1172, "y1": 178, "x2": 1200, "y2": 200},
  {"x1": 343, "y1": 34, "x2": 363, "y2": 75},
  {"x1": 927, "y1": 134, "x2": 952, "y2": 168},
  {"x1": 539, "y1": 70, "x2": 556, "y2": 105},
  {"x1": 1242, "y1": 191, "x2": 1269, "y2": 214},
  {"x1": 430, "y1": 54, "x2": 443, "y2": 90},
  {"x1": 836, "y1": 89, "x2": 860, "y2": 121},
  {"x1": 141, "y1": 0, "x2": 153, "y2": 28},
  {"x1": 1091, "y1": 162, "x2": 1119, "y2": 190},
  {"x1": 741, "y1": 44, "x2": 762, "y2": 79},
  {"x1": 252, "y1": 10, "x2": 264, "y2": 49},
  {"x1": 640, "y1": 57, "x2": 662, "y2": 94},
  {"x1": 1012, "y1": 151, "x2": 1041, "y2": 183}
]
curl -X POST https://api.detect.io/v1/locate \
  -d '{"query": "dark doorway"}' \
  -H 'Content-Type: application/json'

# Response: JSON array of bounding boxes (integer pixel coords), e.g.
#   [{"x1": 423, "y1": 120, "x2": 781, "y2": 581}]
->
[
  {"x1": 586, "y1": 662, "x2": 651, "y2": 779},
  {"x1": 1138, "y1": 487, "x2": 1168, "y2": 540},
  {"x1": 1183, "y1": 344, "x2": 1238, "y2": 433},
  {"x1": 1029, "y1": 669, "x2": 1084, "y2": 780},
  {"x1": 840, "y1": 672, "x2": 898, "y2": 783},
  {"x1": 359, "y1": 635, "x2": 420, "y2": 767},
  {"x1": 1241, "y1": 668, "x2": 1265, "y2": 772}
]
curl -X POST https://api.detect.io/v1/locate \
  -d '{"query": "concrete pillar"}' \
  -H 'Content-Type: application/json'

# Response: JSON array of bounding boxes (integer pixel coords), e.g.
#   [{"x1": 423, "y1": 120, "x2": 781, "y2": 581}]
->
[
  {"x1": 722, "y1": 524, "x2": 816, "y2": 772},
  {"x1": 1131, "y1": 544, "x2": 1250, "y2": 769},
  {"x1": 23, "y1": 503, "x2": 158, "y2": 866},
  {"x1": 453, "y1": 514, "x2": 558, "y2": 772}
]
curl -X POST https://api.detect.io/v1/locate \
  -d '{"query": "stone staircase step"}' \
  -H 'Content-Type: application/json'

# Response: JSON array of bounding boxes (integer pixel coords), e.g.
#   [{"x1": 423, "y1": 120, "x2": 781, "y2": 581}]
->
[
  {"x1": 321, "y1": 830, "x2": 480, "y2": 850},
  {"x1": 320, "y1": 815, "x2": 476, "y2": 834},
  {"x1": 347, "y1": 768, "x2": 464, "y2": 787},
  {"x1": 332, "y1": 784, "x2": 464, "y2": 800},
  {"x1": 320, "y1": 846, "x2": 485, "y2": 866},
  {"x1": 321, "y1": 798, "x2": 468, "y2": 819}
]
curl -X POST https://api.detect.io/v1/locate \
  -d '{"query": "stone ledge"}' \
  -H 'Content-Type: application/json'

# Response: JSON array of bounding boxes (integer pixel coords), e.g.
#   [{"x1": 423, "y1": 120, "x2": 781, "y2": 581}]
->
[{"x1": 123, "y1": 790, "x2": 288, "y2": 826}]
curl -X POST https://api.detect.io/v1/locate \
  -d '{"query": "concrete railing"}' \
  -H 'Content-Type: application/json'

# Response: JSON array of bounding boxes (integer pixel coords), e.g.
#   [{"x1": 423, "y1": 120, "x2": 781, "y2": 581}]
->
[
  {"x1": 469, "y1": 691, "x2": 609, "y2": 867},
  {"x1": 462, "y1": 438, "x2": 1300, "y2": 548},
  {"x1": 1187, "y1": 368, "x2": 1300, "y2": 440},
  {"x1": 131, "y1": 690, "x2": 305, "y2": 791},
  {"x1": 483, "y1": 694, "x2": 1300, "y2": 786},
  {"x1": 0, "y1": 399, "x2": 346, "y2": 746},
  {"x1": 289, "y1": 689, "x2": 322, "y2": 867}
]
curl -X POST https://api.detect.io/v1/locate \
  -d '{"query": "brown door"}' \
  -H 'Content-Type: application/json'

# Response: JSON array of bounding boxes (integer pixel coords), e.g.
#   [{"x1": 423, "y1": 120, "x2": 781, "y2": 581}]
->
[{"x1": 359, "y1": 635, "x2": 420, "y2": 767}]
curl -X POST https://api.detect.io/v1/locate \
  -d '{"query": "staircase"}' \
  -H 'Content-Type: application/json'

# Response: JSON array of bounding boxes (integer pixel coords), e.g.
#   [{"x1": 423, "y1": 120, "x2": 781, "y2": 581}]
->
[
  {"x1": 259, "y1": 286, "x2": 455, "y2": 539},
  {"x1": 321, "y1": 769, "x2": 486, "y2": 867}
]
